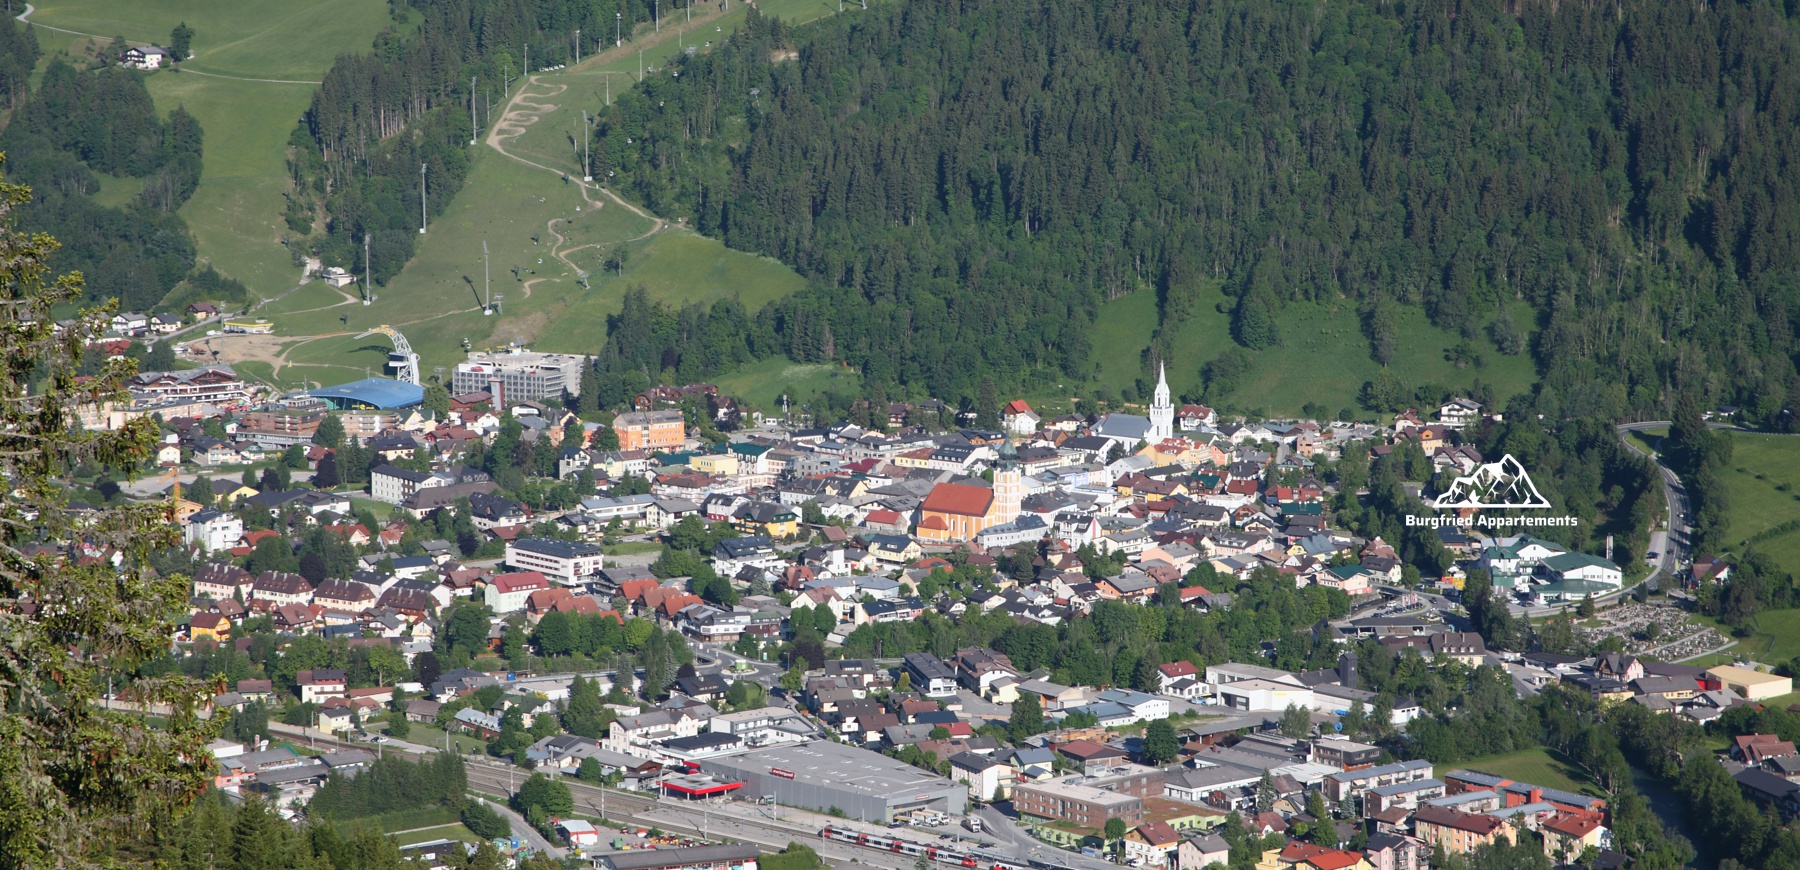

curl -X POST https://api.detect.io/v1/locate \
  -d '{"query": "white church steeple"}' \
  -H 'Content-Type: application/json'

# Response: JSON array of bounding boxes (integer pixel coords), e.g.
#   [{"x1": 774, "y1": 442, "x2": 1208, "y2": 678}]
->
[{"x1": 1149, "y1": 360, "x2": 1174, "y2": 442}]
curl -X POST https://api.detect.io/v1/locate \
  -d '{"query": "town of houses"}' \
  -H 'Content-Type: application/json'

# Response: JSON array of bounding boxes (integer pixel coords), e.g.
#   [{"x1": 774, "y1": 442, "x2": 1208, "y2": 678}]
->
[{"x1": 114, "y1": 356, "x2": 1792, "y2": 868}]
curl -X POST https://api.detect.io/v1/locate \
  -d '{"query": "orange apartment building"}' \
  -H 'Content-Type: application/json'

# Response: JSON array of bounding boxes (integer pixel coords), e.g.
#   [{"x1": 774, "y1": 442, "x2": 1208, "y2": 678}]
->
[{"x1": 612, "y1": 410, "x2": 685, "y2": 452}]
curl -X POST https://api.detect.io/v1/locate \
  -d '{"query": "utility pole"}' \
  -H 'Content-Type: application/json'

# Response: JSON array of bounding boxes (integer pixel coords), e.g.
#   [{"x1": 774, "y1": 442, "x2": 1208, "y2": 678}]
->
[
  {"x1": 470, "y1": 76, "x2": 478, "y2": 144},
  {"x1": 418, "y1": 164, "x2": 428, "y2": 233},
  {"x1": 655, "y1": 0, "x2": 660, "y2": 32},
  {"x1": 583, "y1": 110, "x2": 592, "y2": 181},
  {"x1": 363, "y1": 233, "x2": 372, "y2": 305},
  {"x1": 524, "y1": 43, "x2": 529, "y2": 75},
  {"x1": 575, "y1": 29, "x2": 581, "y2": 64}
]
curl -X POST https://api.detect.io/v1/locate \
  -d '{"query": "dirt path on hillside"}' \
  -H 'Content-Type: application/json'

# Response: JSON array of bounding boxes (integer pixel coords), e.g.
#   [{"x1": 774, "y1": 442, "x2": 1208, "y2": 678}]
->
[
  {"x1": 488, "y1": 75, "x2": 667, "y2": 236},
  {"x1": 482, "y1": 3, "x2": 744, "y2": 240}
]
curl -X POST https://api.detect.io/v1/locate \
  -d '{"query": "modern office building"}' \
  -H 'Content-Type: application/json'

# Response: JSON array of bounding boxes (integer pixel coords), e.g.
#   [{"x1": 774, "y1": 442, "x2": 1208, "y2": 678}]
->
[
  {"x1": 505, "y1": 537, "x2": 605, "y2": 585},
  {"x1": 452, "y1": 348, "x2": 589, "y2": 403}
]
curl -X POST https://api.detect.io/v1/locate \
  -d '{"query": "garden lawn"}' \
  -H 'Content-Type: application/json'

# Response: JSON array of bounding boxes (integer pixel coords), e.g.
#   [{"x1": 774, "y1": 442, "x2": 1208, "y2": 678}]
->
[
  {"x1": 1699, "y1": 608, "x2": 1800, "y2": 666},
  {"x1": 712, "y1": 356, "x2": 862, "y2": 414},
  {"x1": 1086, "y1": 292, "x2": 1538, "y2": 418},
  {"x1": 1456, "y1": 746, "x2": 1599, "y2": 797},
  {"x1": 1715, "y1": 431, "x2": 1800, "y2": 572}
]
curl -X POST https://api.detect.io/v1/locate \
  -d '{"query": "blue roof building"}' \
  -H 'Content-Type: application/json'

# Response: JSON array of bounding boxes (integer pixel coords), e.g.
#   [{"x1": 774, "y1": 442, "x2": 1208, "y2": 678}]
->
[{"x1": 308, "y1": 377, "x2": 425, "y2": 410}]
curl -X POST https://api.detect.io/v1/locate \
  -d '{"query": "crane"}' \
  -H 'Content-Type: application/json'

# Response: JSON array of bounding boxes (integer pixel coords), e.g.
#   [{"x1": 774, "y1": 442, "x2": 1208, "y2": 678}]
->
[{"x1": 356, "y1": 325, "x2": 421, "y2": 386}]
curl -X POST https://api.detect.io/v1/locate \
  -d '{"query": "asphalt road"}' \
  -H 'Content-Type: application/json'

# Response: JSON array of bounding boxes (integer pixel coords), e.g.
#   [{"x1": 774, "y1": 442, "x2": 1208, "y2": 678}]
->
[{"x1": 1616, "y1": 421, "x2": 1696, "y2": 587}]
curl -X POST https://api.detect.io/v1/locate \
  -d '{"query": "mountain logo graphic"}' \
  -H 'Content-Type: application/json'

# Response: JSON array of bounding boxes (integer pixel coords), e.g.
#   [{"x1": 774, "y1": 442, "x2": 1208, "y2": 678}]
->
[{"x1": 1431, "y1": 454, "x2": 1551, "y2": 509}]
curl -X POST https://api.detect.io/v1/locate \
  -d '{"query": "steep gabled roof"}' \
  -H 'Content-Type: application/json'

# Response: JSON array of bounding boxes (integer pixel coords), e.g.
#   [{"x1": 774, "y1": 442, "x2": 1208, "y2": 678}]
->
[{"x1": 921, "y1": 482, "x2": 993, "y2": 517}]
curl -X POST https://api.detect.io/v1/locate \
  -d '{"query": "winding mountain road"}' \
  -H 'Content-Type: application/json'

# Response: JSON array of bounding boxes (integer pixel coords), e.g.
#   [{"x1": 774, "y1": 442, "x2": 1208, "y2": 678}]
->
[{"x1": 1615, "y1": 420, "x2": 1698, "y2": 589}]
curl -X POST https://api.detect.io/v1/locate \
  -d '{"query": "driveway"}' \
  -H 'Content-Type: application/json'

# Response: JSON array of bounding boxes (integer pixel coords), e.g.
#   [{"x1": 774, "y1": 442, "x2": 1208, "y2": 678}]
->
[{"x1": 478, "y1": 795, "x2": 562, "y2": 858}]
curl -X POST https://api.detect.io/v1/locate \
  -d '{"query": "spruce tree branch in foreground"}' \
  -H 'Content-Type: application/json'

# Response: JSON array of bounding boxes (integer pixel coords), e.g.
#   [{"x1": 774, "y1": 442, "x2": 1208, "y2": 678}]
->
[{"x1": 0, "y1": 159, "x2": 218, "y2": 870}]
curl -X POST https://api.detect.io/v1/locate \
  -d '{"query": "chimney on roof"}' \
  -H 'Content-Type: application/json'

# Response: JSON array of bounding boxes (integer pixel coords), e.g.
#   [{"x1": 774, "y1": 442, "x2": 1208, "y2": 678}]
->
[
  {"x1": 1338, "y1": 651, "x2": 1357, "y2": 690},
  {"x1": 1529, "y1": 787, "x2": 1543, "y2": 805}
]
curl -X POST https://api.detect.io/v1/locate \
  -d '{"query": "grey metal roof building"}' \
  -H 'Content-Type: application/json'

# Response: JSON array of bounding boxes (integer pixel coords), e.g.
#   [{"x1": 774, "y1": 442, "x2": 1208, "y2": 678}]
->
[
  {"x1": 598, "y1": 844, "x2": 761, "y2": 870},
  {"x1": 698, "y1": 741, "x2": 966, "y2": 822}
]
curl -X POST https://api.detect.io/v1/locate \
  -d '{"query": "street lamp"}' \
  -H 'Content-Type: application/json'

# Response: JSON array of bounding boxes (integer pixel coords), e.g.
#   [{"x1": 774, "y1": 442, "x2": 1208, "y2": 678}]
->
[
  {"x1": 418, "y1": 164, "x2": 428, "y2": 233},
  {"x1": 616, "y1": 12, "x2": 622, "y2": 47}
]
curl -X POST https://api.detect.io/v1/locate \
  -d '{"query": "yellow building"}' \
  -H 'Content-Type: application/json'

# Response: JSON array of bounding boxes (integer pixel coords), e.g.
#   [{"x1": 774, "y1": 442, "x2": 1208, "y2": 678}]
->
[
  {"x1": 189, "y1": 612, "x2": 231, "y2": 643},
  {"x1": 691, "y1": 453, "x2": 741, "y2": 476},
  {"x1": 1707, "y1": 665, "x2": 1793, "y2": 701},
  {"x1": 731, "y1": 502, "x2": 800, "y2": 540}
]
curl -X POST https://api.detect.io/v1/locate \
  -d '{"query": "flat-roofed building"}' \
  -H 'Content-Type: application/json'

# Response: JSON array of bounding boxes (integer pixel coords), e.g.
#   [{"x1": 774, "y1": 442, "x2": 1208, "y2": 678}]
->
[
  {"x1": 452, "y1": 348, "x2": 590, "y2": 403},
  {"x1": 698, "y1": 741, "x2": 966, "y2": 823},
  {"x1": 505, "y1": 537, "x2": 605, "y2": 585},
  {"x1": 613, "y1": 410, "x2": 685, "y2": 452},
  {"x1": 597, "y1": 844, "x2": 760, "y2": 870},
  {"x1": 1013, "y1": 779, "x2": 1145, "y2": 828},
  {"x1": 1323, "y1": 759, "x2": 1433, "y2": 803},
  {"x1": 1707, "y1": 665, "x2": 1793, "y2": 701}
]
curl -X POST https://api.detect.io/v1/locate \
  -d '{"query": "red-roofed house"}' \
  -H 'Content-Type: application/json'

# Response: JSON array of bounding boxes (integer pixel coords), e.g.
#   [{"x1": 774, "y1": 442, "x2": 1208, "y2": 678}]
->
[
  {"x1": 861, "y1": 508, "x2": 908, "y2": 534},
  {"x1": 552, "y1": 596, "x2": 605, "y2": 616},
  {"x1": 619, "y1": 577, "x2": 661, "y2": 604},
  {"x1": 1157, "y1": 661, "x2": 1198, "y2": 691},
  {"x1": 1732, "y1": 733, "x2": 1797, "y2": 765},
  {"x1": 1002, "y1": 400, "x2": 1039, "y2": 436},
  {"x1": 1122, "y1": 821, "x2": 1181, "y2": 868},
  {"x1": 323, "y1": 524, "x2": 372, "y2": 546},
  {"x1": 1541, "y1": 814, "x2": 1606, "y2": 860},
  {"x1": 526, "y1": 587, "x2": 575, "y2": 619},
  {"x1": 485, "y1": 571, "x2": 551, "y2": 613}
]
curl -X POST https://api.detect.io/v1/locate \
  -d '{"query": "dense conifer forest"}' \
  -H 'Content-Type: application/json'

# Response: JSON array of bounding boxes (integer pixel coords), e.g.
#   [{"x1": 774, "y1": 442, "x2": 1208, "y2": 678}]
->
[
  {"x1": 0, "y1": 19, "x2": 205, "y2": 312},
  {"x1": 291, "y1": 0, "x2": 690, "y2": 282},
  {"x1": 591, "y1": 0, "x2": 1800, "y2": 416}
]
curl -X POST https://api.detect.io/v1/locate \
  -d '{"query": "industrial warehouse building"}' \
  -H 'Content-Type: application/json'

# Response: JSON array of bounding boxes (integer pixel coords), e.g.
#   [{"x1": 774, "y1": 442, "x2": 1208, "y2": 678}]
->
[
  {"x1": 597, "y1": 843, "x2": 760, "y2": 870},
  {"x1": 698, "y1": 742, "x2": 967, "y2": 822}
]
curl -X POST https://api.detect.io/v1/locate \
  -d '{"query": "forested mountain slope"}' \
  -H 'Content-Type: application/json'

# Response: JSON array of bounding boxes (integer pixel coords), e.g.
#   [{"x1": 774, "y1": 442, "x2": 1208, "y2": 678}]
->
[
  {"x1": 291, "y1": 0, "x2": 672, "y2": 284},
  {"x1": 596, "y1": 0, "x2": 1800, "y2": 416},
  {"x1": 0, "y1": 19, "x2": 208, "y2": 312}
]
